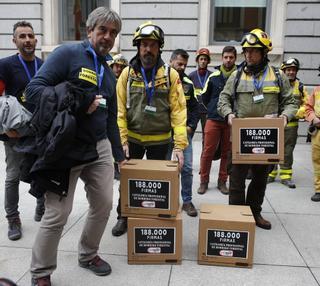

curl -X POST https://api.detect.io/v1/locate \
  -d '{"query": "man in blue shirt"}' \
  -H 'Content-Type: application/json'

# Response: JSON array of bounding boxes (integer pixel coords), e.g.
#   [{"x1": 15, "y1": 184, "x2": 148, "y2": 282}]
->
[
  {"x1": 26, "y1": 7, "x2": 125, "y2": 285},
  {"x1": 0, "y1": 21, "x2": 44, "y2": 241}
]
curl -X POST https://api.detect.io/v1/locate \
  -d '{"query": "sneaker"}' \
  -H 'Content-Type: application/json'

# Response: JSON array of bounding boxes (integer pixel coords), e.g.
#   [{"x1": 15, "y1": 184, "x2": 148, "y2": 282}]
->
[
  {"x1": 311, "y1": 193, "x2": 320, "y2": 202},
  {"x1": 267, "y1": 176, "x2": 275, "y2": 184},
  {"x1": 34, "y1": 206, "x2": 45, "y2": 222},
  {"x1": 111, "y1": 218, "x2": 127, "y2": 236},
  {"x1": 79, "y1": 255, "x2": 112, "y2": 276},
  {"x1": 8, "y1": 217, "x2": 22, "y2": 241},
  {"x1": 197, "y1": 183, "x2": 208, "y2": 195},
  {"x1": 217, "y1": 179, "x2": 229, "y2": 195},
  {"x1": 31, "y1": 276, "x2": 51, "y2": 286},
  {"x1": 182, "y1": 202, "x2": 198, "y2": 217},
  {"x1": 281, "y1": 179, "x2": 296, "y2": 189}
]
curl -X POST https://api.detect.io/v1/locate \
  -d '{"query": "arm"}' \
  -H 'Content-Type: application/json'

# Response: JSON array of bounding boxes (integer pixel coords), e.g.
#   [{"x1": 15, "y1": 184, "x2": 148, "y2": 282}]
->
[
  {"x1": 305, "y1": 87, "x2": 319, "y2": 124},
  {"x1": 0, "y1": 80, "x2": 5, "y2": 95},
  {"x1": 25, "y1": 45, "x2": 71, "y2": 105},
  {"x1": 186, "y1": 80, "x2": 200, "y2": 133},
  {"x1": 169, "y1": 69, "x2": 188, "y2": 151},
  {"x1": 296, "y1": 85, "x2": 310, "y2": 119},
  {"x1": 217, "y1": 73, "x2": 236, "y2": 121}
]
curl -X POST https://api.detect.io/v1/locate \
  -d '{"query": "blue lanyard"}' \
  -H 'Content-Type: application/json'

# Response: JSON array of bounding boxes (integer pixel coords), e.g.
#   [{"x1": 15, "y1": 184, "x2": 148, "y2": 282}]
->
[
  {"x1": 141, "y1": 66, "x2": 156, "y2": 105},
  {"x1": 88, "y1": 46, "x2": 104, "y2": 91},
  {"x1": 196, "y1": 70, "x2": 209, "y2": 89},
  {"x1": 18, "y1": 54, "x2": 38, "y2": 82},
  {"x1": 253, "y1": 67, "x2": 268, "y2": 91}
]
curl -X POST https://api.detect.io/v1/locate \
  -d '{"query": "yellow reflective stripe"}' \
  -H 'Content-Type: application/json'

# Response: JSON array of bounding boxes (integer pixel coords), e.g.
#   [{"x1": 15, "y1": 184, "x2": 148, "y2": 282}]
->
[
  {"x1": 128, "y1": 130, "x2": 171, "y2": 142},
  {"x1": 262, "y1": 86, "x2": 280, "y2": 93},
  {"x1": 174, "y1": 126, "x2": 186, "y2": 135},
  {"x1": 269, "y1": 170, "x2": 278, "y2": 177},
  {"x1": 194, "y1": 88, "x2": 202, "y2": 96},
  {"x1": 287, "y1": 121, "x2": 298, "y2": 127},
  {"x1": 117, "y1": 119, "x2": 127, "y2": 128},
  {"x1": 185, "y1": 95, "x2": 190, "y2": 100},
  {"x1": 131, "y1": 81, "x2": 144, "y2": 87},
  {"x1": 280, "y1": 169, "x2": 293, "y2": 174},
  {"x1": 280, "y1": 174, "x2": 292, "y2": 180}
]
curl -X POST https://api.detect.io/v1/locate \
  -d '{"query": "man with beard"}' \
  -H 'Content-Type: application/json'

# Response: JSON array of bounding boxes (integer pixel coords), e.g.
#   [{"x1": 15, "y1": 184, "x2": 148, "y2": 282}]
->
[
  {"x1": 267, "y1": 58, "x2": 309, "y2": 188},
  {"x1": 26, "y1": 7, "x2": 125, "y2": 285},
  {"x1": 218, "y1": 29, "x2": 296, "y2": 230},
  {"x1": 198, "y1": 46, "x2": 237, "y2": 195},
  {"x1": 114, "y1": 22, "x2": 187, "y2": 235},
  {"x1": 0, "y1": 21, "x2": 44, "y2": 241},
  {"x1": 169, "y1": 49, "x2": 199, "y2": 216},
  {"x1": 189, "y1": 48, "x2": 212, "y2": 138}
]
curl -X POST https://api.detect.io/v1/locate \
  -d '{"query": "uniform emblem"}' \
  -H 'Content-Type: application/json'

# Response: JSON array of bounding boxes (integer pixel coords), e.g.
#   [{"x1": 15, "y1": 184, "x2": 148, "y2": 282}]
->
[{"x1": 78, "y1": 68, "x2": 97, "y2": 85}]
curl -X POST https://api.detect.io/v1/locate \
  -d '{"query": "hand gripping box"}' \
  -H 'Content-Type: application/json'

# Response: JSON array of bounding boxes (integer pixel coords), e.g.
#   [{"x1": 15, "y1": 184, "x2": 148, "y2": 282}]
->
[
  {"x1": 127, "y1": 213, "x2": 182, "y2": 264},
  {"x1": 232, "y1": 117, "x2": 284, "y2": 164},
  {"x1": 120, "y1": 159, "x2": 179, "y2": 219},
  {"x1": 198, "y1": 204, "x2": 255, "y2": 268}
]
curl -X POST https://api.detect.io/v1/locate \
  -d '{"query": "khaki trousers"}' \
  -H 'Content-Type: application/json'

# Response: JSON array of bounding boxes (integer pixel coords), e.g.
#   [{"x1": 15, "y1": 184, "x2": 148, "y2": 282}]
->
[
  {"x1": 31, "y1": 139, "x2": 114, "y2": 278},
  {"x1": 312, "y1": 131, "x2": 320, "y2": 193}
]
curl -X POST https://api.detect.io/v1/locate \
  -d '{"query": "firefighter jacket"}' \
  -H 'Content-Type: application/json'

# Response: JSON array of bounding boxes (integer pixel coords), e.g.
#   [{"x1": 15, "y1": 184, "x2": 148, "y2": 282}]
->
[
  {"x1": 288, "y1": 79, "x2": 309, "y2": 126},
  {"x1": 117, "y1": 56, "x2": 188, "y2": 149},
  {"x1": 217, "y1": 65, "x2": 297, "y2": 120},
  {"x1": 181, "y1": 74, "x2": 200, "y2": 131},
  {"x1": 305, "y1": 86, "x2": 320, "y2": 123}
]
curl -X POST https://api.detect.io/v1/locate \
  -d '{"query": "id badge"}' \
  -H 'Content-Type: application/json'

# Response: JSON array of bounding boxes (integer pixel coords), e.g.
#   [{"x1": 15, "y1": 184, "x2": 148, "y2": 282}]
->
[
  {"x1": 253, "y1": 94, "x2": 264, "y2": 103},
  {"x1": 99, "y1": 97, "x2": 107, "y2": 108},
  {"x1": 144, "y1": 105, "x2": 157, "y2": 114}
]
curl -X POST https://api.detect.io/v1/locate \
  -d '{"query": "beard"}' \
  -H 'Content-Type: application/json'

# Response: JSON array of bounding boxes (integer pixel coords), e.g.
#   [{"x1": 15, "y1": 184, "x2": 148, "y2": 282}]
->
[
  {"x1": 22, "y1": 46, "x2": 35, "y2": 55},
  {"x1": 141, "y1": 53, "x2": 157, "y2": 68}
]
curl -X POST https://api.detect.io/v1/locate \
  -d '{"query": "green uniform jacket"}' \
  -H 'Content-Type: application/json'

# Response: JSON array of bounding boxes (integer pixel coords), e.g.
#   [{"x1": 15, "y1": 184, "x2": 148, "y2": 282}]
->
[{"x1": 217, "y1": 65, "x2": 297, "y2": 120}]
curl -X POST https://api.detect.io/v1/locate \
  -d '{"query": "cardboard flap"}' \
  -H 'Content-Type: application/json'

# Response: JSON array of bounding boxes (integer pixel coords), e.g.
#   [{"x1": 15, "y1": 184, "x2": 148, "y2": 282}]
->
[{"x1": 241, "y1": 212, "x2": 253, "y2": 217}]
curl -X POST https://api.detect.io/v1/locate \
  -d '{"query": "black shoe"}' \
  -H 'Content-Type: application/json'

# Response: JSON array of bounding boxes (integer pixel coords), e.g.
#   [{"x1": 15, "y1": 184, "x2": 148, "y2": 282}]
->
[
  {"x1": 254, "y1": 214, "x2": 271, "y2": 230},
  {"x1": 111, "y1": 218, "x2": 127, "y2": 236},
  {"x1": 31, "y1": 275, "x2": 51, "y2": 286},
  {"x1": 8, "y1": 217, "x2": 22, "y2": 241},
  {"x1": 281, "y1": 179, "x2": 296, "y2": 189},
  {"x1": 311, "y1": 193, "x2": 320, "y2": 202},
  {"x1": 197, "y1": 183, "x2": 208, "y2": 195},
  {"x1": 182, "y1": 202, "x2": 198, "y2": 217},
  {"x1": 79, "y1": 255, "x2": 112, "y2": 276}
]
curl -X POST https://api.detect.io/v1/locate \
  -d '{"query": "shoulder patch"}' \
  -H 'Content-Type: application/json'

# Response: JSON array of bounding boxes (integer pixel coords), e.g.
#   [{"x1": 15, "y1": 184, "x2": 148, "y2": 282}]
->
[{"x1": 79, "y1": 68, "x2": 97, "y2": 85}]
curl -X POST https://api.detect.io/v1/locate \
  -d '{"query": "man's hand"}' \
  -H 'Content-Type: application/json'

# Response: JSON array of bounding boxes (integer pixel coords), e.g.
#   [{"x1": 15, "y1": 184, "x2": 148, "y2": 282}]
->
[
  {"x1": 279, "y1": 114, "x2": 288, "y2": 127},
  {"x1": 186, "y1": 126, "x2": 193, "y2": 134},
  {"x1": 172, "y1": 149, "x2": 184, "y2": 170},
  {"x1": 118, "y1": 159, "x2": 127, "y2": 169},
  {"x1": 123, "y1": 143, "x2": 129, "y2": 158},
  {"x1": 227, "y1": 113, "x2": 235, "y2": 126},
  {"x1": 87, "y1": 95, "x2": 102, "y2": 114},
  {"x1": 5, "y1": 130, "x2": 20, "y2": 138}
]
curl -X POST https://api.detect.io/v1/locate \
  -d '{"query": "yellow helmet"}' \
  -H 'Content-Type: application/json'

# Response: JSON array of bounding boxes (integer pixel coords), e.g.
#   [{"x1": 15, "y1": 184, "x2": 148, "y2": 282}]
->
[
  {"x1": 241, "y1": 28, "x2": 272, "y2": 52},
  {"x1": 110, "y1": 54, "x2": 128, "y2": 67},
  {"x1": 133, "y1": 21, "x2": 164, "y2": 48},
  {"x1": 281, "y1": 58, "x2": 300, "y2": 71}
]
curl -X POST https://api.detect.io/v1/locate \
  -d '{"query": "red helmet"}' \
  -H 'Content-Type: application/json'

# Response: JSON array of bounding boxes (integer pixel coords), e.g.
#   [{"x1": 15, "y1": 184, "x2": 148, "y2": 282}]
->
[{"x1": 196, "y1": 48, "x2": 211, "y2": 63}]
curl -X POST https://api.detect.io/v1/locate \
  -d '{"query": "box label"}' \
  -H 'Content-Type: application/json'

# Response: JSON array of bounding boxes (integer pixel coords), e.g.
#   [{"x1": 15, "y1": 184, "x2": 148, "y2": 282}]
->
[
  {"x1": 239, "y1": 128, "x2": 278, "y2": 155},
  {"x1": 128, "y1": 179, "x2": 170, "y2": 209},
  {"x1": 134, "y1": 227, "x2": 176, "y2": 254},
  {"x1": 206, "y1": 229, "x2": 249, "y2": 259}
]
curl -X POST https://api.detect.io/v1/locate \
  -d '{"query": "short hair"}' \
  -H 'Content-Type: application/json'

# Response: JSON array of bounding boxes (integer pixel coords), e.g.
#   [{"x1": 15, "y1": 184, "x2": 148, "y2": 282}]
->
[
  {"x1": 170, "y1": 49, "x2": 189, "y2": 61},
  {"x1": 86, "y1": 7, "x2": 122, "y2": 34},
  {"x1": 222, "y1": 46, "x2": 237, "y2": 58},
  {"x1": 13, "y1": 21, "x2": 34, "y2": 36},
  {"x1": 0, "y1": 277, "x2": 17, "y2": 286}
]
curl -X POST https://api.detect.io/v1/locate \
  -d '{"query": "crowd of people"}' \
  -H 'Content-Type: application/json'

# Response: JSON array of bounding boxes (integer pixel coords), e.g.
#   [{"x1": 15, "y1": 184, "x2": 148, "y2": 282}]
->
[{"x1": 0, "y1": 6, "x2": 319, "y2": 286}]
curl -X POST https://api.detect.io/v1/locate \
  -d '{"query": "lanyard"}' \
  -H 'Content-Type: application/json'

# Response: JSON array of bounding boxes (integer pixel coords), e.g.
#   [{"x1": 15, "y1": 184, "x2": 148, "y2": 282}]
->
[
  {"x1": 196, "y1": 70, "x2": 209, "y2": 89},
  {"x1": 18, "y1": 54, "x2": 38, "y2": 82},
  {"x1": 141, "y1": 66, "x2": 156, "y2": 105},
  {"x1": 88, "y1": 46, "x2": 104, "y2": 91},
  {"x1": 253, "y1": 67, "x2": 268, "y2": 91}
]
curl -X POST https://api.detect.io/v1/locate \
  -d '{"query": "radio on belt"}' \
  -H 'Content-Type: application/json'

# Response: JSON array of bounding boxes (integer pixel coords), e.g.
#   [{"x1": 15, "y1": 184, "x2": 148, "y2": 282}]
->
[
  {"x1": 232, "y1": 117, "x2": 284, "y2": 164},
  {"x1": 120, "y1": 159, "x2": 180, "y2": 219}
]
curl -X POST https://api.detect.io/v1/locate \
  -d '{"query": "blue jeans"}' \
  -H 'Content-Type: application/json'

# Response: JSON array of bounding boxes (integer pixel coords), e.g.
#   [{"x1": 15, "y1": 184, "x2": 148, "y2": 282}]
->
[{"x1": 181, "y1": 134, "x2": 193, "y2": 203}]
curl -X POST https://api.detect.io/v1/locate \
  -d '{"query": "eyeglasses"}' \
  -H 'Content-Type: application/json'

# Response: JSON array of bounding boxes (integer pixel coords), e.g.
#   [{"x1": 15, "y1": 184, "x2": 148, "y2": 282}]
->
[
  {"x1": 240, "y1": 33, "x2": 262, "y2": 46},
  {"x1": 285, "y1": 58, "x2": 299, "y2": 65},
  {"x1": 137, "y1": 25, "x2": 163, "y2": 40}
]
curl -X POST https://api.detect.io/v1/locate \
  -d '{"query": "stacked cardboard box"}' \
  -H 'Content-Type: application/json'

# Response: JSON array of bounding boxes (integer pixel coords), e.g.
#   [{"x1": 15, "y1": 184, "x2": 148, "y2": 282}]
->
[
  {"x1": 121, "y1": 159, "x2": 182, "y2": 264},
  {"x1": 198, "y1": 204, "x2": 256, "y2": 268}
]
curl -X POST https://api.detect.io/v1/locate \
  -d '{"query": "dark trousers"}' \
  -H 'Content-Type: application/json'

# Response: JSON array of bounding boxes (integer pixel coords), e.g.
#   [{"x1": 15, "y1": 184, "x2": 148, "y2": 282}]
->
[
  {"x1": 229, "y1": 164, "x2": 269, "y2": 215},
  {"x1": 116, "y1": 142, "x2": 170, "y2": 219}
]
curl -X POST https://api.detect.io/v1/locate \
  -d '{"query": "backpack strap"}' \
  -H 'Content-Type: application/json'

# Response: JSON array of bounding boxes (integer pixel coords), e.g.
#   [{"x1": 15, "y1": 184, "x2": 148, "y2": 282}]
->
[
  {"x1": 126, "y1": 66, "x2": 132, "y2": 109},
  {"x1": 271, "y1": 66, "x2": 283, "y2": 89},
  {"x1": 231, "y1": 66, "x2": 243, "y2": 113}
]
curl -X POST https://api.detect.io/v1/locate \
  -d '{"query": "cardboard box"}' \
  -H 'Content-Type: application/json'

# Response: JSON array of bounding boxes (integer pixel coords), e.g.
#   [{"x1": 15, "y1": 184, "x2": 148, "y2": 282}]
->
[
  {"x1": 127, "y1": 213, "x2": 182, "y2": 264},
  {"x1": 120, "y1": 159, "x2": 179, "y2": 219},
  {"x1": 232, "y1": 117, "x2": 284, "y2": 164},
  {"x1": 198, "y1": 204, "x2": 255, "y2": 268}
]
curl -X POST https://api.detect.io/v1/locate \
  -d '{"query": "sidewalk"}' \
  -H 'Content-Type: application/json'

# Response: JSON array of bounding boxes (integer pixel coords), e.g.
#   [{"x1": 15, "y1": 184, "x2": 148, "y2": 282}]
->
[{"x1": 0, "y1": 140, "x2": 319, "y2": 286}]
